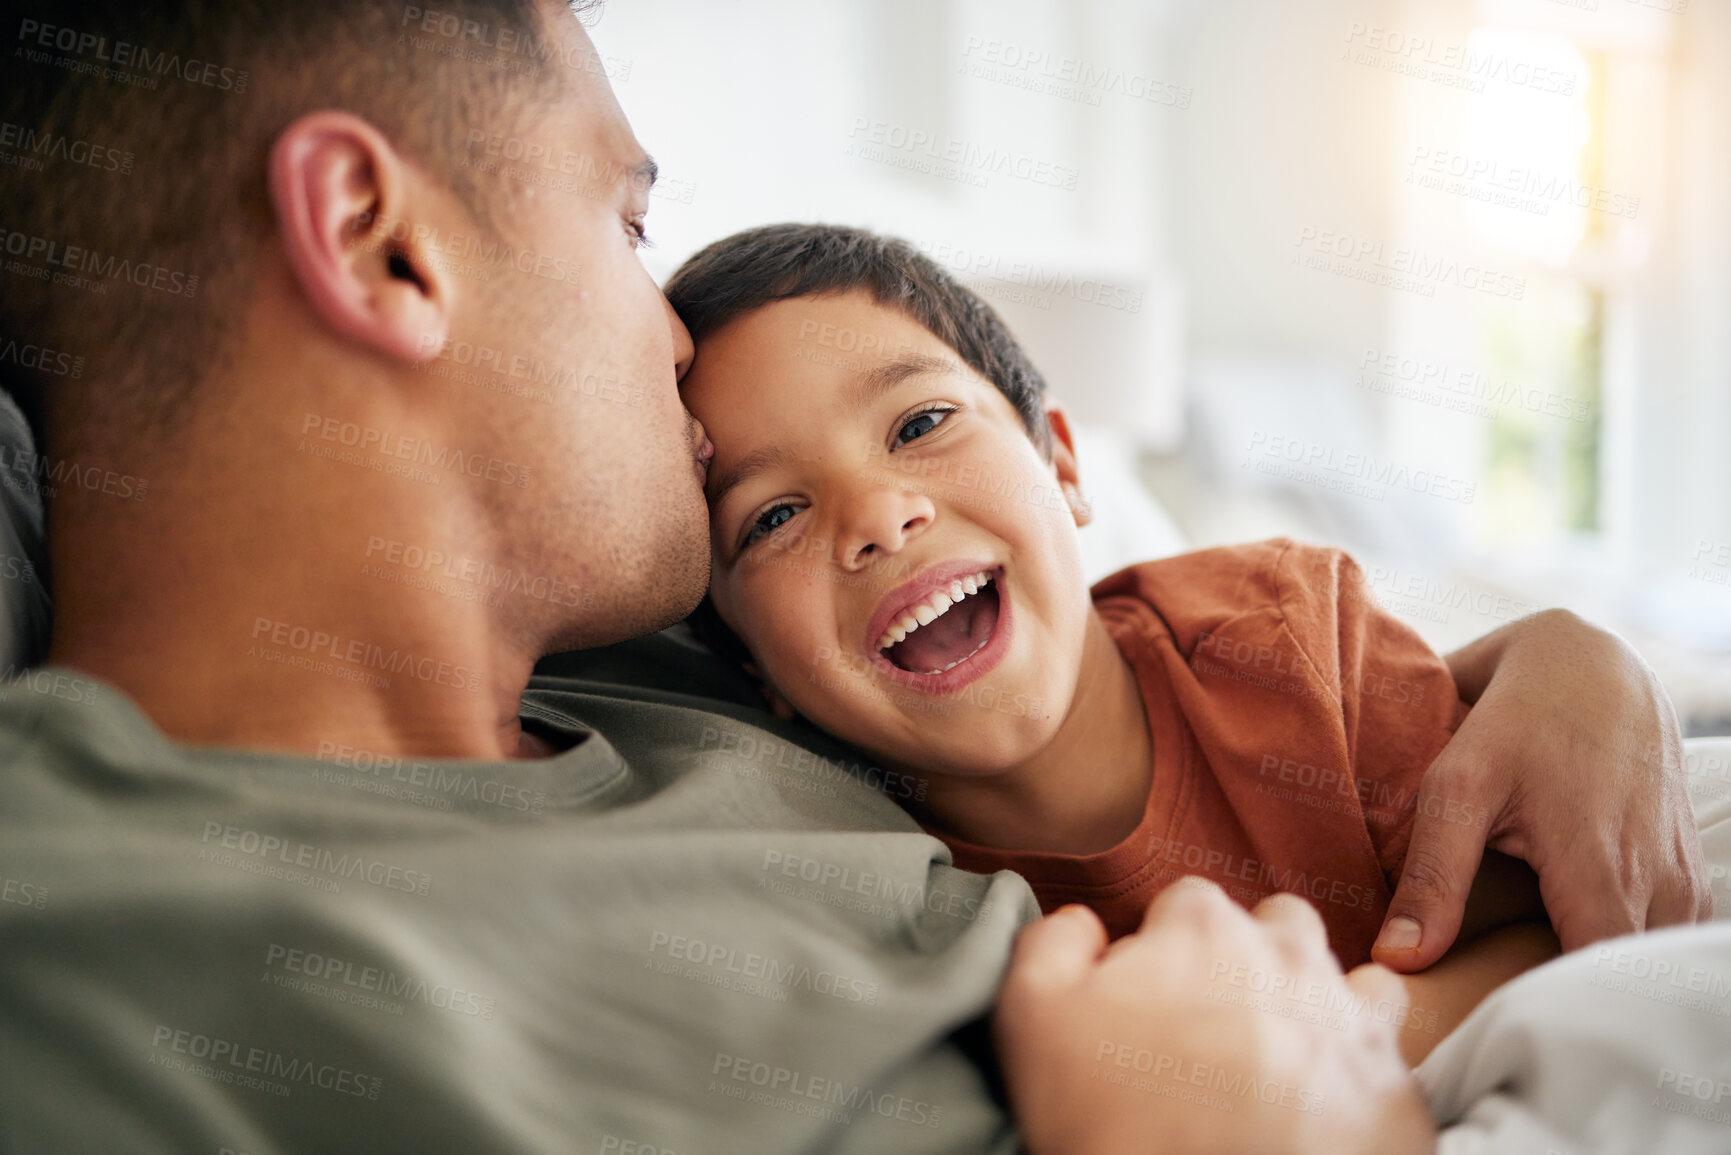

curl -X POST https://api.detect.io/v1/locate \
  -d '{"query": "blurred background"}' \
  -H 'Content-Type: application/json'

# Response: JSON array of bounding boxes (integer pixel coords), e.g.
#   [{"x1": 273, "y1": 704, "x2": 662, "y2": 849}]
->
[{"x1": 593, "y1": 0, "x2": 1731, "y2": 734}]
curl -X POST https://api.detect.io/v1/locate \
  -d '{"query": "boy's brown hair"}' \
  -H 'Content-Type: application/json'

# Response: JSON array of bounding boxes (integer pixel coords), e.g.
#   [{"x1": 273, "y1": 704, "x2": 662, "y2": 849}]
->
[
  {"x1": 663, "y1": 223, "x2": 1052, "y2": 455},
  {"x1": 662, "y1": 222, "x2": 1053, "y2": 672}
]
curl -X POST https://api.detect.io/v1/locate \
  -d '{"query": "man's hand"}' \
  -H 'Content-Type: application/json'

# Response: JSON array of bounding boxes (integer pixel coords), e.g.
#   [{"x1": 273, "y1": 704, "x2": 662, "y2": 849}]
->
[
  {"x1": 1374, "y1": 609, "x2": 1711, "y2": 972},
  {"x1": 996, "y1": 882, "x2": 1435, "y2": 1155}
]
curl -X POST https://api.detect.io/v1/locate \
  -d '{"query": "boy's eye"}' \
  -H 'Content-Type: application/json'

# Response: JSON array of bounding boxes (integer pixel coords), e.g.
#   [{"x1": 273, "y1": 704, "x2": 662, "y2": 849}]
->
[
  {"x1": 743, "y1": 502, "x2": 800, "y2": 547},
  {"x1": 894, "y1": 407, "x2": 953, "y2": 447}
]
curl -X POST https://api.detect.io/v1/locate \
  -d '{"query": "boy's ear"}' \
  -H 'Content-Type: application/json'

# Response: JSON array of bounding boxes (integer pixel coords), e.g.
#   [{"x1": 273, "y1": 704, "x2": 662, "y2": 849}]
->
[
  {"x1": 741, "y1": 660, "x2": 798, "y2": 721},
  {"x1": 1043, "y1": 400, "x2": 1093, "y2": 528}
]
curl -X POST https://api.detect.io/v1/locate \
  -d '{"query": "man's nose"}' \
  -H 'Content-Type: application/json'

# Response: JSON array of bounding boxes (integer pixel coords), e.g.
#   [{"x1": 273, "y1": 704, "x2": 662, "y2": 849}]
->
[
  {"x1": 664, "y1": 294, "x2": 695, "y2": 381},
  {"x1": 835, "y1": 487, "x2": 935, "y2": 571}
]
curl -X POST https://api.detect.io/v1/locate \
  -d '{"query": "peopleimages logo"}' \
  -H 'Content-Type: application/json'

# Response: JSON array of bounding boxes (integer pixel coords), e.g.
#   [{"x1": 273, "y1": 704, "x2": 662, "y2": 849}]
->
[
  {"x1": 846, "y1": 118, "x2": 1080, "y2": 190},
  {"x1": 759, "y1": 849, "x2": 992, "y2": 922},
  {"x1": 0, "y1": 336, "x2": 83, "y2": 378},
  {"x1": 914, "y1": 239, "x2": 1145, "y2": 313},
  {"x1": 1293, "y1": 227, "x2": 1525, "y2": 300},
  {"x1": 1356, "y1": 346, "x2": 1591, "y2": 424},
  {"x1": 648, "y1": 930, "x2": 881, "y2": 1006},
  {"x1": 264, "y1": 943, "x2": 496, "y2": 1019},
  {"x1": 199, "y1": 820, "x2": 434, "y2": 896},
  {"x1": 250, "y1": 616, "x2": 483, "y2": 693},
  {"x1": 0, "y1": 227, "x2": 198, "y2": 297},
  {"x1": 399, "y1": 5, "x2": 632, "y2": 79},
  {"x1": 709, "y1": 1051, "x2": 944, "y2": 1128},
  {"x1": 1406, "y1": 146, "x2": 1640, "y2": 220},
  {"x1": 0, "y1": 120, "x2": 135, "y2": 174},
  {"x1": 316, "y1": 739, "x2": 547, "y2": 814},
  {"x1": 1340, "y1": 21, "x2": 1578, "y2": 97},
  {"x1": 1242, "y1": 430, "x2": 1478, "y2": 505},
  {"x1": 1094, "y1": 1041, "x2": 1327, "y2": 1115},
  {"x1": 298, "y1": 412, "x2": 533, "y2": 489},
  {"x1": 363, "y1": 536, "x2": 589, "y2": 609},
  {"x1": 149, "y1": 1024, "x2": 380, "y2": 1099},
  {"x1": 15, "y1": 19, "x2": 250, "y2": 92},
  {"x1": 958, "y1": 37, "x2": 1192, "y2": 111}
]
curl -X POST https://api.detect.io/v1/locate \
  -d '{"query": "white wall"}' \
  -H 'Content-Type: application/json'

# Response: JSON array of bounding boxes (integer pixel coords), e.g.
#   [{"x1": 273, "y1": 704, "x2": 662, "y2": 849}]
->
[{"x1": 591, "y1": 0, "x2": 1189, "y2": 446}]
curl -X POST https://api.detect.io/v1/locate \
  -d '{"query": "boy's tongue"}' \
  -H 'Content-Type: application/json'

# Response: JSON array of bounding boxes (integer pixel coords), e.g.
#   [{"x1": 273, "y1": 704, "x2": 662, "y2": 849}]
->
[{"x1": 886, "y1": 585, "x2": 999, "y2": 674}]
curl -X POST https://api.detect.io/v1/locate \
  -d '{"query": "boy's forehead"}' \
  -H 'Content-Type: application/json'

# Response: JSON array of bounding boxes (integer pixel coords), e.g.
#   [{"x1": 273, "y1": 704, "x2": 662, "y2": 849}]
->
[{"x1": 686, "y1": 292, "x2": 977, "y2": 480}]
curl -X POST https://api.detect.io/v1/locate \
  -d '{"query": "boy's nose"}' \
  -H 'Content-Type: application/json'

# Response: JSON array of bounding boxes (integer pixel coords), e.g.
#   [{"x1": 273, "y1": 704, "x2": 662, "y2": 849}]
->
[{"x1": 836, "y1": 488, "x2": 935, "y2": 570}]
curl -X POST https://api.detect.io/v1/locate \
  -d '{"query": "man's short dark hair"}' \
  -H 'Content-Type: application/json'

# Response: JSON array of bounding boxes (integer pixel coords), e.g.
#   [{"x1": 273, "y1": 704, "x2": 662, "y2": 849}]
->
[
  {"x1": 663, "y1": 223, "x2": 1052, "y2": 456},
  {"x1": 662, "y1": 222, "x2": 1053, "y2": 674},
  {"x1": 0, "y1": 0, "x2": 594, "y2": 457}
]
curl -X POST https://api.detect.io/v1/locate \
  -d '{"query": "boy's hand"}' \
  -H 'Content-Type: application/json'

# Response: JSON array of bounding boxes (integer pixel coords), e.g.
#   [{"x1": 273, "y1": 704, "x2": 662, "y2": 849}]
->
[
  {"x1": 996, "y1": 882, "x2": 1435, "y2": 1155},
  {"x1": 1375, "y1": 608, "x2": 1710, "y2": 972}
]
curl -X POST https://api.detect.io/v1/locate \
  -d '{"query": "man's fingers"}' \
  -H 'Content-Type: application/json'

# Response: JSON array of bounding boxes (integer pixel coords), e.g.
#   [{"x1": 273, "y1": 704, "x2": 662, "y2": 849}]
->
[
  {"x1": 1343, "y1": 961, "x2": 1409, "y2": 1019},
  {"x1": 1375, "y1": 778, "x2": 1491, "y2": 972},
  {"x1": 1252, "y1": 891, "x2": 1326, "y2": 934},
  {"x1": 1251, "y1": 892, "x2": 1331, "y2": 968},
  {"x1": 1133, "y1": 875, "x2": 1231, "y2": 934},
  {"x1": 1003, "y1": 904, "x2": 1109, "y2": 997}
]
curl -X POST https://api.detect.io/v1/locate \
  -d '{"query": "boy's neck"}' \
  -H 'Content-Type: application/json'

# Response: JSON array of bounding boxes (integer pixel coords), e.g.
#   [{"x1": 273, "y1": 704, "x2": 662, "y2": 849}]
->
[{"x1": 915, "y1": 608, "x2": 1153, "y2": 855}]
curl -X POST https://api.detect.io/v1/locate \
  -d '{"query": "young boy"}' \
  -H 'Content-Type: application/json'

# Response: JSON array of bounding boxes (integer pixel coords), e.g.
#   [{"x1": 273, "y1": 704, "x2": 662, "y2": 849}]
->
[{"x1": 664, "y1": 223, "x2": 1550, "y2": 1000}]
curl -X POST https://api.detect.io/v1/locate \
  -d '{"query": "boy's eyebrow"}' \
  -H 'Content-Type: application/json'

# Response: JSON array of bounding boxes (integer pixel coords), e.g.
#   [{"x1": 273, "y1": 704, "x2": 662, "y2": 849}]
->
[
  {"x1": 707, "y1": 443, "x2": 794, "y2": 508},
  {"x1": 707, "y1": 352, "x2": 959, "y2": 509},
  {"x1": 843, "y1": 352, "x2": 959, "y2": 409}
]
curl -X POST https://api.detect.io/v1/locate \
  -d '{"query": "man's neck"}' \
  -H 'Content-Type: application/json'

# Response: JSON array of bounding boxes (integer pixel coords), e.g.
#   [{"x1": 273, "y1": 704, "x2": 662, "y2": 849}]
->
[
  {"x1": 45, "y1": 433, "x2": 553, "y2": 763},
  {"x1": 915, "y1": 609, "x2": 1154, "y2": 855}
]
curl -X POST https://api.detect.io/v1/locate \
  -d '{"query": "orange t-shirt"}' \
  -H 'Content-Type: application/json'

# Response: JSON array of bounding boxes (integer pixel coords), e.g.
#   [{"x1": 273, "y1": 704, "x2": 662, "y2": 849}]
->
[{"x1": 936, "y1": 539, "x2": 1469, "y2": 968}]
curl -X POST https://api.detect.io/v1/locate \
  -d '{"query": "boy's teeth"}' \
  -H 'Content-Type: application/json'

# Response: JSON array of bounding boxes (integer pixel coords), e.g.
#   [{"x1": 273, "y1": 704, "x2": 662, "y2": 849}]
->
[{"x1": 875, "y1": 570, "x2": 995, "y2": 654}]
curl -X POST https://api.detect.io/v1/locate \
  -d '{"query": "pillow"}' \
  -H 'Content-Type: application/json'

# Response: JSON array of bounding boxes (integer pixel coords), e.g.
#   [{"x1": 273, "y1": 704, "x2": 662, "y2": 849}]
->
[
  {"x1": 0, "y1": 390, "x2": 52, "y2": 672},
  {"x1": 1071, "y1": 421, "x2": 1189, "y2": 584}
]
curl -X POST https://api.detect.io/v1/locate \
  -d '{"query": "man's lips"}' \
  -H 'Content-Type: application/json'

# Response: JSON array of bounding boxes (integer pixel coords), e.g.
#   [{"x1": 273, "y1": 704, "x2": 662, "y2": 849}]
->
[{"x1": 691, "y1": 434, "x2": 714, "y2": 484}]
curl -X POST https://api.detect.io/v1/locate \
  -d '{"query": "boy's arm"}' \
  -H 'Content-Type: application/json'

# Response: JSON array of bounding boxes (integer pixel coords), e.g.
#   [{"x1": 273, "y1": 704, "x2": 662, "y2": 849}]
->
[
  {"x1": 1388, "y1": 849, "x2": 1559, "y2": 1066},
  {"x1": 1395, "y1": 916, "x2": 1559, "y2": 1066},
  {"x1": 1381, "y1": 838, "x2": 1560, "y2": 1067}
]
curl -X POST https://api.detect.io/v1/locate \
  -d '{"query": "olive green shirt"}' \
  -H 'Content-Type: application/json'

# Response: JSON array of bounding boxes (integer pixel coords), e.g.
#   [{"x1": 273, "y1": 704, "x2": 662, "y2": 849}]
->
[{"x1": 0, "y1": 633, "x2": 1036, "y2": 1153}]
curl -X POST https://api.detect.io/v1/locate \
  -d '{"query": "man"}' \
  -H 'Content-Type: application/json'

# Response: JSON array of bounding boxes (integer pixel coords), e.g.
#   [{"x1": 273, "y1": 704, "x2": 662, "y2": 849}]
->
[{"x1": 0, "y1": 0, "x2": 1707, "y2": 1149}]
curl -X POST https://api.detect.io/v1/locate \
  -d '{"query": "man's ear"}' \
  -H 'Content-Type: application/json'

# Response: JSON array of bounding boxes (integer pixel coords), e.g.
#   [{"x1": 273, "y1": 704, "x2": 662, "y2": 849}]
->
[
  {"x1": 1044, "y1": 400, "x2": 1093, "y2": 528},
  {"x1": 268, "y1": 111, "x2": 452, "y2": 362},
  {"x1": 741, "y1": 660, "x2": 798, "y2": 721}
]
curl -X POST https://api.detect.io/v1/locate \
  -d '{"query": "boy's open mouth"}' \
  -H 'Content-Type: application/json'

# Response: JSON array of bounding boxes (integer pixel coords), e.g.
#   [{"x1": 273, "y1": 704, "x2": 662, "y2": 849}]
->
[{"x1": 874, "y1": 568, "x2": 1002, "y2": 675}]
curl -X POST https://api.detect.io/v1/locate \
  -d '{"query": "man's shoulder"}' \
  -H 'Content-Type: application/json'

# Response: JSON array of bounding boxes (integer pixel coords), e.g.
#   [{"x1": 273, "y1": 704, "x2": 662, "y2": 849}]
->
[{"x1": 0, "y1": 655, "x2": 1032, "y2": 1154}]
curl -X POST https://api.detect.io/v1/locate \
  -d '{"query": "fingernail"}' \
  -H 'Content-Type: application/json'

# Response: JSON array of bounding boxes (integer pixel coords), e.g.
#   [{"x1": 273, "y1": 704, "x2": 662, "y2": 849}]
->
[{"x1": 1378, "y1": 916, "x2": 1422, "y2": 952}]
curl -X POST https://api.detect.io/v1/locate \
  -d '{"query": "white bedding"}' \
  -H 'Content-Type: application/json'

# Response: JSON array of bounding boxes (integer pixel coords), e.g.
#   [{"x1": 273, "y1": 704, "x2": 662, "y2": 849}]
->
[{"x1": 1419, "y1": 737, "x2": 1731, "y2": 1153}]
